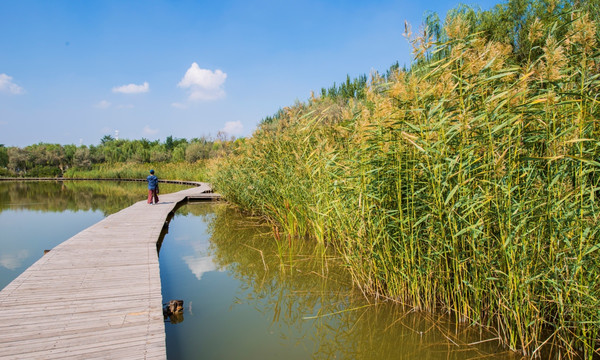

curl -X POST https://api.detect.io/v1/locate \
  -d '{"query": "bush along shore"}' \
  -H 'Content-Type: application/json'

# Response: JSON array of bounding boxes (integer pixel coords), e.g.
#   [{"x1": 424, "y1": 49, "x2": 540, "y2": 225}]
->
[
  {"x1": 210, "y1": 4, "x2": 600, "y2": 359},
  {"x1": 0, "y1": 135, "x2": 239, "y2": 179}
]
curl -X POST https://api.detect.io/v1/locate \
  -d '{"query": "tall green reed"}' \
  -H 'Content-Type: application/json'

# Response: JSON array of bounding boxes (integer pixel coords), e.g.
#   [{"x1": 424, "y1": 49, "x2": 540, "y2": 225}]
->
[
  {"x1": 210, "y1": 12, "x2": 600, "y2": 358},
  {"x1": 64, "y1": 162, "x2": 208, "y2": 181}
]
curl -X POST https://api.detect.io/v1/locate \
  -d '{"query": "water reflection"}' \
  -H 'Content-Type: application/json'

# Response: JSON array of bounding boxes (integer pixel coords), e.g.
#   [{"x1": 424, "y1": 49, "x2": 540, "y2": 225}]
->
[
  {"x1": 182, "y1": 254, "x2": 217, "y2": 281},
  {"x1": 0, "y1": 181, "x2": 193, "y2": 290},
  {"x1": 0, "y1": 250, "x2": 29, "y2": 270},
  {"x1": 0, "y1": 180, "x2": 193, "y2": 215},
  {"x1": 161, "y1": 203, "x2": 521, "y2": 360}
]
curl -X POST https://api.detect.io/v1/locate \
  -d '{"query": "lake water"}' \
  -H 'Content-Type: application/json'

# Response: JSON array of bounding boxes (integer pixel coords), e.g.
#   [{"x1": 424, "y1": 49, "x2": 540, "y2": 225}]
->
[
  {"x1": 0, "y1": 181, "x2": 519, "y2": 360},
  {"x1": 160, "y1": 203, "x2": 519, "y2": 360}
]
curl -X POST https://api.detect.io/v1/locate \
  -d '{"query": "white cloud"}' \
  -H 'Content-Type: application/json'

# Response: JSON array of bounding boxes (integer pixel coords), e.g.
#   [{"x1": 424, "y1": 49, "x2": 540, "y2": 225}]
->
[
  {"x1": 94, "y1": 100, "x2": 111, "y2": 109},
  {"x1": 182, "y1": 255, "x2": 217, "y2": 281},
  {"x1": 0, "y1": 250, "x2": 29, "y2": 270},
  {"x1": 0, "y1": 73, "x2": 24, "y2": 94},
  {"x1": 143, "y1": 125, "x2": 159, "y2": 135},
  {"x1": 221, "y1": 121, "x2": 244, "y2": 136},
  {"x1": 112, "y1": 81, "x2": 149, "y2": 94},
  {"x1": 178, "y1": 63, "x2": 226, "y2": 101}
]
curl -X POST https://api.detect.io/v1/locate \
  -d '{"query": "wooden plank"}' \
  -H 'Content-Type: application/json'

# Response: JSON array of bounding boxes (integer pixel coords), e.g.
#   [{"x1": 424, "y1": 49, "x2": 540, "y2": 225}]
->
[{"x1": 0, "y1": 183, "x2": 220, "y2": 359}]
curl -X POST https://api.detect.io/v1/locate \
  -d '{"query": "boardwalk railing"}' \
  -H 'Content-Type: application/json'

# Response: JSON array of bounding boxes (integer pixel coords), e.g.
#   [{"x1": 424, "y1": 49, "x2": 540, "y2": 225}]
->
[{"x1": 0, "y1": 183, "x2": 219, "y2": 359}]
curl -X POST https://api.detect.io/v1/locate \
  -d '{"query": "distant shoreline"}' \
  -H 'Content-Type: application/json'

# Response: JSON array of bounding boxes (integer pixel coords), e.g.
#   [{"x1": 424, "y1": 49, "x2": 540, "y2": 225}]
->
[{"x1": 0, "y1": 177, "x2": 202, "y2": 187}]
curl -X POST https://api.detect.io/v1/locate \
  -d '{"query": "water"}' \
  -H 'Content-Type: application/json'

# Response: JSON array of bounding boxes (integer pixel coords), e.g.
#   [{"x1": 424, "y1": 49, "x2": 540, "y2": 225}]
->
[
  {"x1": 160, "y1": 203, "x2": 519, "y2": 360},
  {"x1": 0, "y1": 180, "x2": 191, "y2": 289},
  {"x1": 0, "y1": 181, "x2": 519, "y2": 360},
  {"x1": 0, "y1": 207, "x2": 104, "y2": 288}
]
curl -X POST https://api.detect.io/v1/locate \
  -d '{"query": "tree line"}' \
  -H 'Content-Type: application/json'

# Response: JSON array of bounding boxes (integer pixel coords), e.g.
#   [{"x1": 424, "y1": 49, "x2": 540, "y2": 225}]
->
[{"x1": 0, "y1": 135, "x2": 239, "y2": 177}]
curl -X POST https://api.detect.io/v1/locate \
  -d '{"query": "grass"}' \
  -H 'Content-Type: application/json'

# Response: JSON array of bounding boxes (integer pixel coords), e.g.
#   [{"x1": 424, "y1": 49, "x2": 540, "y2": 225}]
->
[{"x1": 209, "y1": 13, "x2": 600, "y2": 359}]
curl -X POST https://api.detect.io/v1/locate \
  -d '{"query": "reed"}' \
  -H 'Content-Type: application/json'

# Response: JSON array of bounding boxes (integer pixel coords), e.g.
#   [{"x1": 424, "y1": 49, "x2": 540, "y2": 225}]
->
[
  {"x1": 210, "y1": 11, "x2": 600, "y2": 358},
  {"x1": 63, "y1": 162, "x2": 208, "y2": 181}
]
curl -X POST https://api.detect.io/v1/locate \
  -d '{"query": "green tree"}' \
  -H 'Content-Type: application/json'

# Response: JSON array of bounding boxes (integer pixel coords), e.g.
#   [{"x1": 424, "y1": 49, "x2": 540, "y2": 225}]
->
[
  {"x1": 88, "y1": 145, "x2": 105, "y2": 164},
  {"x1": 0, "y1": 145, "x2": 8, "y2": 168},
  {"x1": 100, "y1": 135, "x2": 114, "y2": 145},
  {"x1": 7, "y1": 147, "x2": 30, "y2": 174},
  {"x1": 64, "y1": 144, "x2": 77, "y2": 168},
  {"x1": 73, "y1": 147, "x2": 92, "y2": 169},
  {"x1": 185, "y1": 141, "x2": 210, "y2": 163},
  {"x1": 172, "y1": 144, "x2": 186, "y2": 162}
]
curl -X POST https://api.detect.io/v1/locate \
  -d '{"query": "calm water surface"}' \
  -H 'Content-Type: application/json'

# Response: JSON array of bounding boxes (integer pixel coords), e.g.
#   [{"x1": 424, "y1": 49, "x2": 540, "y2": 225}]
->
[
  {"x1": 0, "y1": 181, "x2": 520, "y2": 360},
  {"x1": 160, "y1": 203, "x2": 520, "y2": 360}
]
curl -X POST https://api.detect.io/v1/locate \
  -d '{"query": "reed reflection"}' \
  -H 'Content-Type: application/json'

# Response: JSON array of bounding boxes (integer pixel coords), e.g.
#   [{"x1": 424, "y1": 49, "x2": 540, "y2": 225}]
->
[{"x1": 168, "y1": 203, "x2": 520, "y2": 360}]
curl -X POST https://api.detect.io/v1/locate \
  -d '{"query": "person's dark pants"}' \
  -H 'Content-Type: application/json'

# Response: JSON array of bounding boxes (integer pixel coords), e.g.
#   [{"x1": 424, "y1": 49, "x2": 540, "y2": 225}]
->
[{"x1": 148, "y1": 189, "x2": 159, "y2": 204}]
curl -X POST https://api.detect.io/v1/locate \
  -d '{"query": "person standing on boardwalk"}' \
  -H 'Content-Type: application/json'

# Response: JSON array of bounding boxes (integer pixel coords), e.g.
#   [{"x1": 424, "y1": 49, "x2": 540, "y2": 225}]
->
[{"x1": 147, "y1": 169, "x2": 159, "y2": 204}]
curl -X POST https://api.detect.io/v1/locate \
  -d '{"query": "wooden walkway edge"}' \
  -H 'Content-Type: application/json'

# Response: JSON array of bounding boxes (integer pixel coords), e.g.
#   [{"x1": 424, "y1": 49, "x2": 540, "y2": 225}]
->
[{"x1": 0, "y1": 183, "x2": 219, "y2": 359}]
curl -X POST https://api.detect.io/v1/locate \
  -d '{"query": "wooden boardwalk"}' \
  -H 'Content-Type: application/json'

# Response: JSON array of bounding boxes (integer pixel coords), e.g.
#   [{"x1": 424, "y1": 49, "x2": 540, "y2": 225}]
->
[{"x1": 0, "y1": 183, "x2": 219, "y2": 359}]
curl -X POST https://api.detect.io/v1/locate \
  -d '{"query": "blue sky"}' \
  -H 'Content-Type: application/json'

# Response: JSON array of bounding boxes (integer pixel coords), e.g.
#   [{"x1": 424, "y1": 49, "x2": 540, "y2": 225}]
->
[{"x1": 0, "y1": 0, "x2": 498, "y2": 147}]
